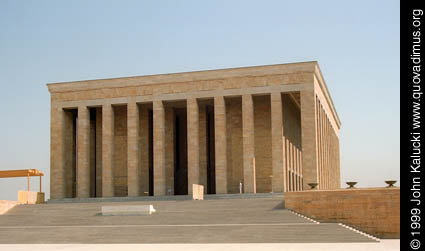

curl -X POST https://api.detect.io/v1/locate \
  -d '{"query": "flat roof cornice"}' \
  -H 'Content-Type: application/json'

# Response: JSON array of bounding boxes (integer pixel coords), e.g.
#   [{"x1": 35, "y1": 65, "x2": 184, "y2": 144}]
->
[{"x1": 47, "y1": 61, "x2": 317, "y2": 93}]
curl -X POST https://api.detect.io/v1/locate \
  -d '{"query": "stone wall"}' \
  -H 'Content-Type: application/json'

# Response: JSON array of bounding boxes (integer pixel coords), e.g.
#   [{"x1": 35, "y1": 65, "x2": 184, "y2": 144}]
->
[{"x1": 285, "y1": 188, "x2": 400, "y2": 238}]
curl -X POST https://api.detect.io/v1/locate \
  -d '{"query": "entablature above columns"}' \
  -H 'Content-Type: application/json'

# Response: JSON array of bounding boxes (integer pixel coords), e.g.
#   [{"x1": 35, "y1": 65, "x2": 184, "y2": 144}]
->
[
  {"x1": 49, "y1": 71, "x2": 314, "y2": 103},
  {"x1": 53, "y1": 83, "x2": 313, "y2": 110},
  {"x1": 47, "y1": 61, "x2": 318, "y2": 93},
  {"x1": 48, "y1": 61, "x2": 341, "y2": 136}
]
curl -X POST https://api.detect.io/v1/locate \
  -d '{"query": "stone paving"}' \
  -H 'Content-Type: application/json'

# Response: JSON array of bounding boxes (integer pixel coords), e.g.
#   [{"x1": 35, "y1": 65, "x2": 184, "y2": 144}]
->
[{"x1": 0, "y1": 197, "x2": 377, "y2": 243}]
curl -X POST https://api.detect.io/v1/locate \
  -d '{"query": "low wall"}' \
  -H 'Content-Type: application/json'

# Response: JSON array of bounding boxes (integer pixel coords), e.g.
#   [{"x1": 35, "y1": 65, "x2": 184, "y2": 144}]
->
[
  {"x1": 0, "y1": 200, "x2": 19, "y2": 215},
  {"x1": 285, "y1": 188, "x2": 400, "y2": 239}
]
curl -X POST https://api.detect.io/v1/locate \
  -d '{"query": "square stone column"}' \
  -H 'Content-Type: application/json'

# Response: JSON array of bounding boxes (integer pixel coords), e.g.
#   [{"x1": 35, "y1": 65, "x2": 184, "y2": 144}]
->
[
  {"x1": 320, "y1": 105, "x2": 325, "y2": 189},
  {"x1": 324, "y1": 116, "x2": 328, "y2": 189},
  {"x1": 285, "y1": 138, "x2": 290, "y2": 191},
  {"x1": 328, "y1": 121, "x2": 332, "y2": 189},
  {"x1": 336, "y1": 137, "x2": 341, "y2": 188},
  {"x1": 153, "y1": 100, "x2": 166, "y2": 196},
  {"x1": 187, "y1": 98, "x2": 200, "y2": 195},
  {"x1": 330, "y1": 132, "x2": 333, "y2": 189},
  {"x1": 164, "y1": 107, "x2": 175, "y2": 195},
  {"x1": 95, "y1": 108, "x2": 103, "y2": 197},
  {"x1": 214, "y1": 96, "x2": 227, "y2": 194},
  {"x1": 102, "y1": 104, "x2": 114, "y2": 197},
  {"x1": 242, "y1": 94, "x2": 256, "y2": 193},
  {"x1": 296, "y1": 147, "x2": 301, "y2": 191},
  {"x1": 301, "y1": 90, "x2": 319, "y2": 190},
  {"x1": 270, "y1": 92, "x2": 285, "y2": 193},
  {"x1": 50, "y1": 106, "x2": 66, "y2": 199},
  {"x1": 127, "y1": 102, "x2": 140, "y2": 196},
  {"x1": 322, "y1": 114, "x2": 326, "y2": 190},
  {"x1": 289, "y1": 143, "x2": 294, "y2": 191},
  {"x1": 198, "y1": 104, "x2": 208, "y2": 188},
  {"x1": 300, "y1": 150, "x2": 304, "y2": 191},
  {"x1": 77, "y1": 105, "x2": 90, "y2": 198},
  {"x1": 335, "y1": 133, "x2": 340, "y2": 188}
]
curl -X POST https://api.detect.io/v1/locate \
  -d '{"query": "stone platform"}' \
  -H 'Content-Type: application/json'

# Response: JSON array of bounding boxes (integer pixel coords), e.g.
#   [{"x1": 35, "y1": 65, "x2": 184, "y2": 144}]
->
[
  {"x1": 47, "y1": 192, "x2": 284, "y2": 203},
  {"x1": 0, "y1": 197, "x2": 377, "y2": 243}
]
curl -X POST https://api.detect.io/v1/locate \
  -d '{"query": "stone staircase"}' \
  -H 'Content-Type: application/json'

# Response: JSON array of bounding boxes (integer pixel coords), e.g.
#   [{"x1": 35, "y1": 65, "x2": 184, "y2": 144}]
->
[
  {"x1": 45, "y1": 192, "x2": 285, "y2": 203},
  {"x1": 0, "y1": 196, "x2": 378, "y2": 243}
]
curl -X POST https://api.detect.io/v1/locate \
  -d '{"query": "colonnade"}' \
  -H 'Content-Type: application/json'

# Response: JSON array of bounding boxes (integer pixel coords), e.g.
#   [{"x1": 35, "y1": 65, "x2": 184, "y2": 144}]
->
[{"x1": 50, "y1": 89, "x2": 339, "y2": 199}]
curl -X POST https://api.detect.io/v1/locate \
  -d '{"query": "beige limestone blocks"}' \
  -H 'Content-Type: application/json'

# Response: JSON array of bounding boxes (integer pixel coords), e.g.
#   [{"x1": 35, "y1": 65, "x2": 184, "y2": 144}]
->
[
  {"x1": 271, "y1": 92, "x2": 285, "y2": 193},
  {"x1": 242, "y1": 94, "x2": 256, "y2": 193},
  {"x1": 127, "y1": 102, "x2": 140, "y2": 196},
  {"x1": 47, "y1": 62, "x2": 341, "y2": 198},
  {"x1": 187, "y1": 98, "x2": 200, "y2": 195},
  {"x1": 153, "y1": 100, "x2": 166, "y2": 196},
  {"x1": 102, "y1": 104, "x2": 114, "y2": 197},
  {"x1": 214, "y1": 96, "x2": 227, "y2": 194}
]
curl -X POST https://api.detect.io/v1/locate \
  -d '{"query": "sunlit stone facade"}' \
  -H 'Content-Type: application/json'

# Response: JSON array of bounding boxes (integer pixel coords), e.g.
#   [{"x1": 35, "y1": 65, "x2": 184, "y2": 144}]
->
[{"x1": 48, "y1": 61, "x2": 341, "y2": 199}]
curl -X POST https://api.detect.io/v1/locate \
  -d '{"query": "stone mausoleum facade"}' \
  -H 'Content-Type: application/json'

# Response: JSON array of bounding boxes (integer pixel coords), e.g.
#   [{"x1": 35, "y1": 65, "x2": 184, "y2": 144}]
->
[{"x1": 48, "y1": 61, "x2": 341, "y2": 199}]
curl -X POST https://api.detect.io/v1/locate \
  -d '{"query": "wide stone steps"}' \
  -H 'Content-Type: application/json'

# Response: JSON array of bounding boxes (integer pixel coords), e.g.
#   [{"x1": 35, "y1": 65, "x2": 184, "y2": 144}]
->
[
  {"x1": 46, "y1": 192, "x2": 285, "y2": 203},
  {"x1": 0, "y1": 197, "x2": 378, "y2": 243}
]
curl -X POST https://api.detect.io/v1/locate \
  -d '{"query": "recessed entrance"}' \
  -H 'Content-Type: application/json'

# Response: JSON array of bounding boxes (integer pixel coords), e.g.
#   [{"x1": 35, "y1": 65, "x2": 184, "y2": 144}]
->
[
  {"x1": 89, "y1": 107, "x2": 102, "y2": 198},
  {"x1": 205, "y1": 103, "x2": 216, "y2": 194},
  {"x1": 63, "y1": 108, "x2": 77, "y2": 198},
  {"x1": 173, "y1": 107, "x2": 188, "y2": 195}
]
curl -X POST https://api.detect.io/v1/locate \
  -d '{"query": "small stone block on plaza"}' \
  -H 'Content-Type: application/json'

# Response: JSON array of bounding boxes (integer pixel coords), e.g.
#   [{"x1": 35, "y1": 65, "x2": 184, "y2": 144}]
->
[
  {"x1": 101, "y1": 205, "x2": 156, "y2": 216},
  {"x1": 192, "y1": 184, "x2": 204, "y2": 200}
]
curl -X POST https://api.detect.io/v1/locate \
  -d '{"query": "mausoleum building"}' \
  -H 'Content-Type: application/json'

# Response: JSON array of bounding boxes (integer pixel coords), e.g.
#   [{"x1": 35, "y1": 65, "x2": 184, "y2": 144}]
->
[{"x1": 48, "y1": 61, "x2": 341, "y2": 199}]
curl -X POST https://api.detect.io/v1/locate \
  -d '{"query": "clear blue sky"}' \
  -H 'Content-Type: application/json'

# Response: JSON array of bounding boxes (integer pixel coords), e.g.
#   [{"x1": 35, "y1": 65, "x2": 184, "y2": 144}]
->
[{"x1": 0, "y1": 0, "x2": 400, "y2": 200}]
